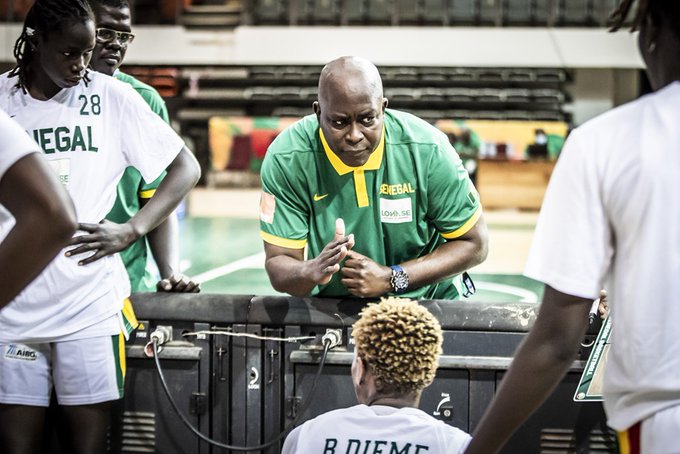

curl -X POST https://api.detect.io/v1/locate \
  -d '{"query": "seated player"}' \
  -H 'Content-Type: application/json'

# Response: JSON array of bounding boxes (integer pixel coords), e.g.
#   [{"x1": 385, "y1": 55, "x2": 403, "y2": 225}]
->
[{"x1": 282, "y1": 298, "x2": 471, "y2": 453}]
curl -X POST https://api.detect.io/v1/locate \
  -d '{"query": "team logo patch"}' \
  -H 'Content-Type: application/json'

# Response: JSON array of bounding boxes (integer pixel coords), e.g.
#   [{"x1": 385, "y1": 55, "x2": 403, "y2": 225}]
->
[
  {"x1": 380, "y1": 197, "x2": 413, "y2": 224},
  {"x1": 259, "y1": 191, "x2": 276, "y2": 224},
  {"x1": 4, "y1": 344, "x2": 38, "y2": 361}
]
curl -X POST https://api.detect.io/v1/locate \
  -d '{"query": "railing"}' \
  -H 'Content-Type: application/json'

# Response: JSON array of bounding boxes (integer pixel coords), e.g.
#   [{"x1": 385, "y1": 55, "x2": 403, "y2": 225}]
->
[{"x1": 114, "y1": 292, "x2": 614, "y2": 454}]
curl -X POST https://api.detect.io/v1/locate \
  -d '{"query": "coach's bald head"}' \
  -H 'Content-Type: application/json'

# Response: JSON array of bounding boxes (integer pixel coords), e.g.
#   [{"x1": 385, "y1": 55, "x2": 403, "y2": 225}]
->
[
  {"x1": 317, "y1": 56, "x2": 383, "y2": 105},
  {"x1": 313, "y1": 57, "x2": 388, "y2": 167}
]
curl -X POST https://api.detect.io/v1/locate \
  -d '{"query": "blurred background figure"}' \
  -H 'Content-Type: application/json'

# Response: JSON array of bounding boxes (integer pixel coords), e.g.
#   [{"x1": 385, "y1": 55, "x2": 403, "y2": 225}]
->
[{"x1": 88, "y1": 0, "x2": 200, "y2": 294}]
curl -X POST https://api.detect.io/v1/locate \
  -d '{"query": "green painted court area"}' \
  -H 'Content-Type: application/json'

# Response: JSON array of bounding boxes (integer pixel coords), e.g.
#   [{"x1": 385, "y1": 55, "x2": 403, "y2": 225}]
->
[{"x1": 179, "y1": 217, "x2": 544, "y2": 302}]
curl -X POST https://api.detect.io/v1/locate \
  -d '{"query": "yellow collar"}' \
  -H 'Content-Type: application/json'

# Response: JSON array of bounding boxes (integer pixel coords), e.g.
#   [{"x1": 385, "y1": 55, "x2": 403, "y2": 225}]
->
[{"x1": 320, "y1": 127, "x2": 385, "y2": 175}]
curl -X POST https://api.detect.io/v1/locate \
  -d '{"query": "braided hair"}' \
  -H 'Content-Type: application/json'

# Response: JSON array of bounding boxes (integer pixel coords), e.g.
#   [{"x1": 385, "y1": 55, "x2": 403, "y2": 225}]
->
[
  {"x1": 88, "y1": 0, "x2": 130, "y2": 9},
  {"x1": 610, "y1": 0, "x2": 680, "y2": 33},
  {"x1": 9, "y1": 0, "x2": 95, "y2": 92}
]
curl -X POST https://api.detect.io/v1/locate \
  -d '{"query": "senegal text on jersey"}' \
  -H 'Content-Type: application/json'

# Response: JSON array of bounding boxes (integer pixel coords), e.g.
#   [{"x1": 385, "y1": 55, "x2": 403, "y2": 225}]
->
[
  {"x1": 380, "y1": 182, "x2": 416, "y2": 196},
  {"x1": 30, "y1": 126, "x2": 99, "y2": 153}
]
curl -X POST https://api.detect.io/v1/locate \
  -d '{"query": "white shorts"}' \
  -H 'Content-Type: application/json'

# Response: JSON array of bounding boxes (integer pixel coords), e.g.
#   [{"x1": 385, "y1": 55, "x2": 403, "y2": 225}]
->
[
  {"x1": 618, "y1": 404, "x2": 680, "y2": 454},
  {"x1": 0, "y1": 333, "x2": 126, "y2": 407}
]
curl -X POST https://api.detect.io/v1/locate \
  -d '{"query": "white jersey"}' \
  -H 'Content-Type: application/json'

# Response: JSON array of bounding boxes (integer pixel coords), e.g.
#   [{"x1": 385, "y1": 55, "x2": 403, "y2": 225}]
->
[
  {"x1": 0, "y1": 108, "x2": 39, "y2": 181},
  {"x1": 525, "y1": 81, "x2": 680, "y2": 430},
  {"x1": 0, "y1": 108, "x2": 42, "y2": 232},
  {"x1": 282, "y1": 404, "x2": 471, "y2": 454},
  {"x1": 0, "y1": 71, "x2": 184, "y2": 343}
]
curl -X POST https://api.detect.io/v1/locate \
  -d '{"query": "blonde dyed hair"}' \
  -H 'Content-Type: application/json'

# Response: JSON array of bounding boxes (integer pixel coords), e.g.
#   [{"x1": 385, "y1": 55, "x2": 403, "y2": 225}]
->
[{"x1": 352, "y1": 297, "x2": 443, "y2": 395}]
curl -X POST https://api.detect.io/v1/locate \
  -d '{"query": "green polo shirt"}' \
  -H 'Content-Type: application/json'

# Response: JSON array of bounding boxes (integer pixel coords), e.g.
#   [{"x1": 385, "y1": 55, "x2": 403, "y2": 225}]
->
[
  {"x1": 260, "y1": 109, "x2": 482, "y2": 299},
  {"x1": 106, "y1": 71, "x2": 169, "y2": 292}
]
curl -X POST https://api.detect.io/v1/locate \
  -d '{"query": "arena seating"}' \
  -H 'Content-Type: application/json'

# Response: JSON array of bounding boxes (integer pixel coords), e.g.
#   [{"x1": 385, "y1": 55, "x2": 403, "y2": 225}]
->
[
  {"x1": 162, "y1": 64, "x2": 570, "y2": 178},
  {"x1": 0, "y1": 0, "x2": 627, "y2": 28},
  {"x1": 242, "y1": 0, "x2": 621, "y2": 28}
]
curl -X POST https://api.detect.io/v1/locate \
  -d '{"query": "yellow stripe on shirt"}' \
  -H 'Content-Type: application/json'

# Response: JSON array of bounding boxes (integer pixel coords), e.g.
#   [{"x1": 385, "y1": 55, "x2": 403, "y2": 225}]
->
[
  {"x1": 260, "y1": 231, "x2": 307, "y2": 249},
  {"x1": 139, "y1": 189, "x2": 156, "y2": 199},
  {"x1": 440, "y1": 206, "x2": 482, "y2": 239},
  {"x1": 353, "y1": 169, "x2": 369, "y2": 208}
]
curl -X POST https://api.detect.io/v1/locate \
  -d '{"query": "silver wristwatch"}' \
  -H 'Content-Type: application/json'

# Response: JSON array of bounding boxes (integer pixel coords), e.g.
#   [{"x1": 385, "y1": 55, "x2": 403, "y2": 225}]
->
[{"x1": 390, "y1": 265, "x2": 409, "y2": 294}]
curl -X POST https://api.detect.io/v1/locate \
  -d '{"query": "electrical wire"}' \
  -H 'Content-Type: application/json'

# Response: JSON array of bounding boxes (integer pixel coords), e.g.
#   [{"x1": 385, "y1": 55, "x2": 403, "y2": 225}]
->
[
  {"x1": 182, "y1": 330, "x2": 316, "y2": 343},
  {"x1": 152, "y1": 337, "x2": 331, "y2": 452}
]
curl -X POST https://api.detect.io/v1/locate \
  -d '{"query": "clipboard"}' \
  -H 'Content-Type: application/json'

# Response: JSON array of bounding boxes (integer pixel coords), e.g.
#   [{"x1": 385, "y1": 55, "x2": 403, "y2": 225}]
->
[{"x1": 574, "y1": 315, "x2": 611, "y2": 402}]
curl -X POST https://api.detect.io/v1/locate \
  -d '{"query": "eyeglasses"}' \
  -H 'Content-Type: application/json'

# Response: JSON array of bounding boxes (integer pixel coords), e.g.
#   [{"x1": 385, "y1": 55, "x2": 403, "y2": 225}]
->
[{"x1": 95, "y1": 28, "x2": 135, "y2": 46}]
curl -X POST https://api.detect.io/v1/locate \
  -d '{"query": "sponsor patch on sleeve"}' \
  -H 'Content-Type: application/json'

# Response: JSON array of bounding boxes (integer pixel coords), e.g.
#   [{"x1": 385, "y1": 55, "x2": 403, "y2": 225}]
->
[{"x1": 259, "y1": 191, "x2": 276, "y2": 224}]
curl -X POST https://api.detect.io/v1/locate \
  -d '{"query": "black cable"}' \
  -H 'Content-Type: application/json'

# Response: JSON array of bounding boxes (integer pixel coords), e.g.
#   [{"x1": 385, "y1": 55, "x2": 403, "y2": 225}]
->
[{"x1": 152, "y1": 338, "x2": 331, "y2": 452}]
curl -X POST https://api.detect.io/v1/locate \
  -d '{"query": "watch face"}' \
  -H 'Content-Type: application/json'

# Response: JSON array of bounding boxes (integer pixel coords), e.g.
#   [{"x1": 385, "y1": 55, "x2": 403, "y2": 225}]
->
[{"x1": 391, "y1": 270, "x2": 409, "y2": 294}]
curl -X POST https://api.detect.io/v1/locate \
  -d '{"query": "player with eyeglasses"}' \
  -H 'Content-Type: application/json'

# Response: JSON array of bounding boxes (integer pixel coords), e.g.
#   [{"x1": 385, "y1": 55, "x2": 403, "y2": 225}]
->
[
  {"x1": 95, "y1": 27, "x2": 134, "y2": 46},
  {"x1": 87, "y1": 0, "x2": 201, "y2": 296},
  {"x1": 86, "y1": 3, "x2": 201, "y2": 451}
]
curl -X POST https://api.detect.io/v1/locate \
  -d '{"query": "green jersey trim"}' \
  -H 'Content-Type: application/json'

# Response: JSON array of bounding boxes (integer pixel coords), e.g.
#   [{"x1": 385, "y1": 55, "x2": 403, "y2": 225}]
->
[{"x1": 112, "y1": 334, "x2": 125, "y2": 397}]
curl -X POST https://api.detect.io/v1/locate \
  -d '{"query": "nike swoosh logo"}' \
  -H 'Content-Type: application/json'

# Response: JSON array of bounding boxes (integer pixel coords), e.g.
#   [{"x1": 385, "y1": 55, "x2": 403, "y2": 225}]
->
[{"x1": 313, "y1": 193, "x2": 329, "y2": 202}]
